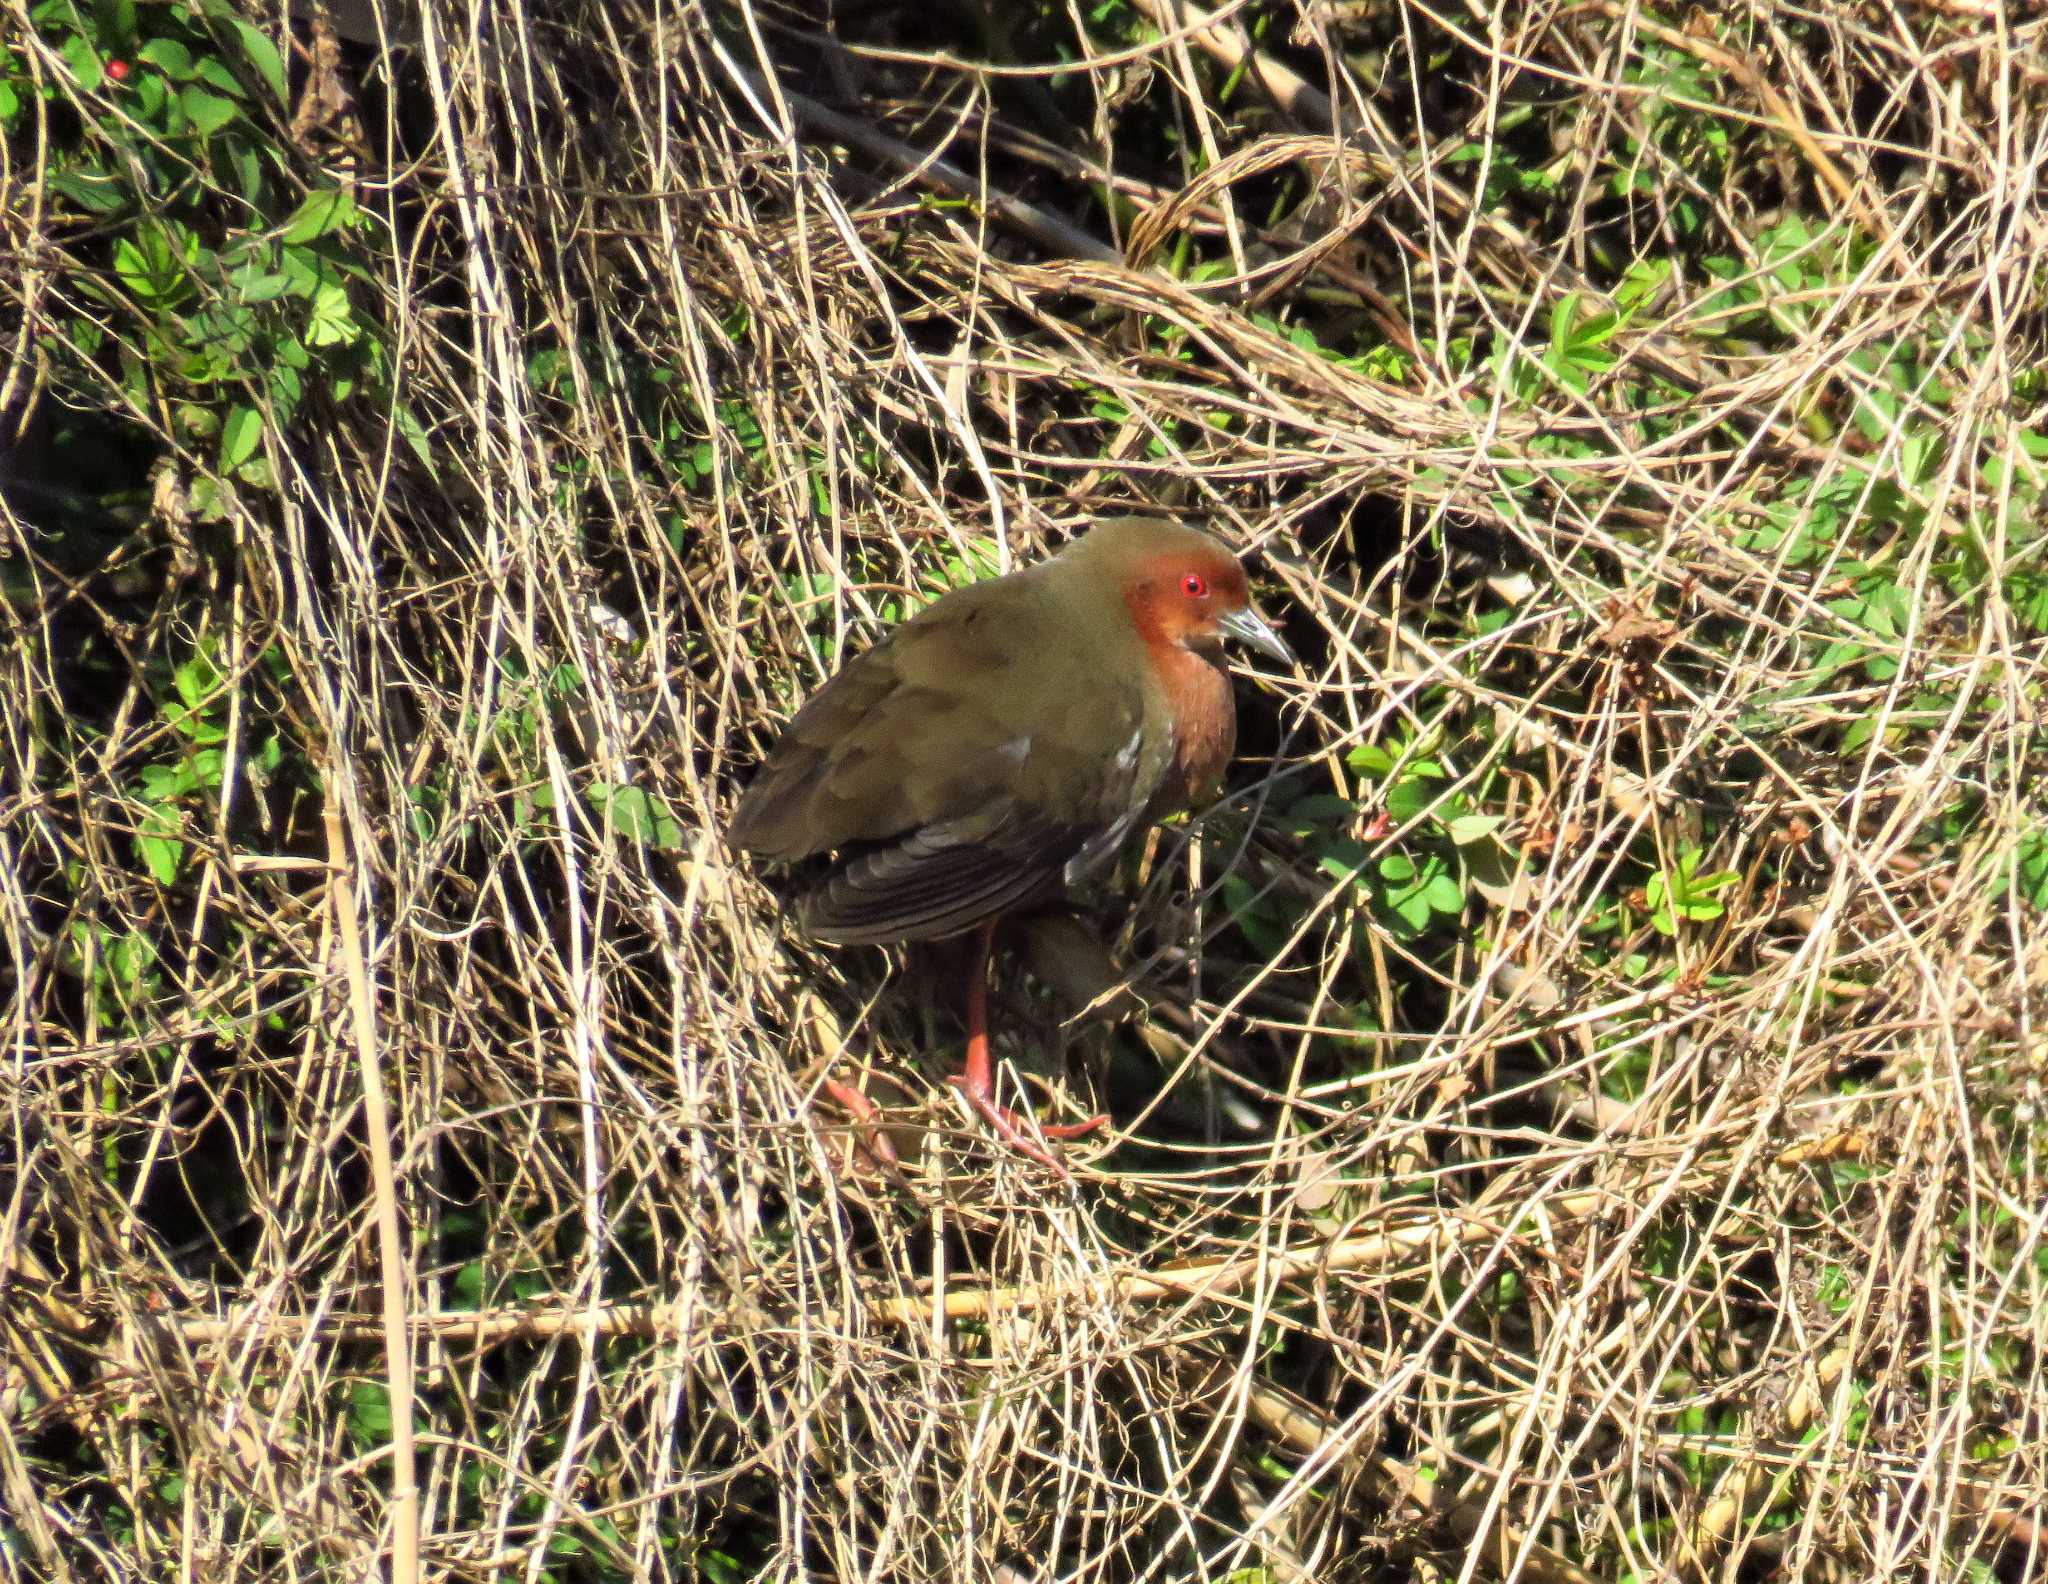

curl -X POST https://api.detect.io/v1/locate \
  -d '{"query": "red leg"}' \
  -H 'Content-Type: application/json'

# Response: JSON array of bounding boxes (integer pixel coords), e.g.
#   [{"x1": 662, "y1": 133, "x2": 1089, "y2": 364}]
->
[
  {"x1": 946, "y1": 919, "x2": 1108, "y2": 1174},
  {"x1": 819, "y1": 1075, "x2": 901, "y2": 1170},
  {"x1": 955, "y1": 919, "x2": 999, "y2": 1106}
]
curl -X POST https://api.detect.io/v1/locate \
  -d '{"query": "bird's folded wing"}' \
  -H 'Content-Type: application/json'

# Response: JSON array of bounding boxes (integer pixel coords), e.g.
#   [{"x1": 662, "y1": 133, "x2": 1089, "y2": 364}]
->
[
  {"x1": 796, "y1": 800, "x2": 1088, "y2": 943},
  {"x1": 731, "y1": 586, "x2": 1172, "y2": 942}
]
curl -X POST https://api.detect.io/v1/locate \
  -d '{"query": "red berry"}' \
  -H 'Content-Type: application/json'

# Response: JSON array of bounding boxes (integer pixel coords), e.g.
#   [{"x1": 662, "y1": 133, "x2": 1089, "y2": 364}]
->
[{"x1": 107, "y1": 59, "x2": 130, "y2": 81}]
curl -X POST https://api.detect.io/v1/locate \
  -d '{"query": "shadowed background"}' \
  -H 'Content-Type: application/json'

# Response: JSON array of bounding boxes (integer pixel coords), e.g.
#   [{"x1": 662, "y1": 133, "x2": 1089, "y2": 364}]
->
[{"x1": 3, "y1": 1, "x2": 2045, "y2": 1580}]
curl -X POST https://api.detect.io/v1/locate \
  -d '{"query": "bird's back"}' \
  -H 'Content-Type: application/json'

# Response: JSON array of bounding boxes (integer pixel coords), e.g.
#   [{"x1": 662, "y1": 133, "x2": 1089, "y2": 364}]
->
[{"x1": 729, "y1": 558, "x2": 1177, "y2": 942}]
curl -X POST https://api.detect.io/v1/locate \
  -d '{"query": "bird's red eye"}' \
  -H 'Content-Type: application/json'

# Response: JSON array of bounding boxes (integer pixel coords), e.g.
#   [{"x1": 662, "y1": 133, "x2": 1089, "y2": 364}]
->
[{"x1": 1181, "y1": 572, "x2": 1209, "y2": 598}]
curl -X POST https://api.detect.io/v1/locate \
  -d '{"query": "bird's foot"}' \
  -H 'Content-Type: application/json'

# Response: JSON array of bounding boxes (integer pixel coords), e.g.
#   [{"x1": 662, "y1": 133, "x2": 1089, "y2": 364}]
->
[
  {"x1": 818, "y1": 1075, "x2": 909, "y2": 1176},
  {"x1": 946, "y1": 1075, "x2": 1107, "y2": 1178}
]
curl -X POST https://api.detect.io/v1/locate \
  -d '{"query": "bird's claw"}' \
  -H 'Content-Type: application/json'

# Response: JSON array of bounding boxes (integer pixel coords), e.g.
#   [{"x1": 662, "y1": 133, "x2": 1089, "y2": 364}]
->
[{"x1": 946, "y1": 1075, "x2": 1107, "y2": 1178}]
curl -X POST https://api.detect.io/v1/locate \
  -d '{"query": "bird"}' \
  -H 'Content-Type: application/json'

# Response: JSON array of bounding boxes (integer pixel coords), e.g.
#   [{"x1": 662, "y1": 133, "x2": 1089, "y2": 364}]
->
[{"x1": 728, "y1": 516, "x2": 1292, "y2": 1172}]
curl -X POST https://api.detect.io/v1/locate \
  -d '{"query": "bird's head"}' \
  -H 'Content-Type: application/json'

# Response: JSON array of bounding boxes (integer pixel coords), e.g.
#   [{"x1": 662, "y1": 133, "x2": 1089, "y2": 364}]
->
[{"x1": 1070, "y1": 517, "x2": 1294, "y2": 666}]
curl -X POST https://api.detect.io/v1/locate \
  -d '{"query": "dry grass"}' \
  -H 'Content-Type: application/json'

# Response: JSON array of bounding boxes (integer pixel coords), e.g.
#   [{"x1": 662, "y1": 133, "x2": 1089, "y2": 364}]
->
[{"x1": 4, "y1": 0, "x2": 2047, "y2": 1579}]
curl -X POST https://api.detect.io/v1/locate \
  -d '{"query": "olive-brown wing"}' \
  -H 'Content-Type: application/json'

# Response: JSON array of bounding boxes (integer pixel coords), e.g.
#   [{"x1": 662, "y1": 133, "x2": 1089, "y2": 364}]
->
[{"x1": 728, "y1": 583, "x2": 1172, "y2": 943}]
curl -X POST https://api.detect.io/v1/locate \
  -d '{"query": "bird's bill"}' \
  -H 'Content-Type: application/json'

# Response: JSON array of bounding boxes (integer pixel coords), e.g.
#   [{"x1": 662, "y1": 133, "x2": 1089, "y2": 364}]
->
[{"x1": 1217, "y1": 602, "x2": 1294, "y2": 666}]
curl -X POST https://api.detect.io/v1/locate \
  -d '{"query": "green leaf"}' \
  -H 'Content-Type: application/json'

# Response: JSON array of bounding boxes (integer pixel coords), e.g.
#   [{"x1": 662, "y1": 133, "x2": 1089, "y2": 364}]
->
[
  {"x1": 230, "y1": 266, "x2": 293, "y2": 303},
  {"x1": 136, "y1": 829, "x2": 183, "y2": 884},
  {"x1": 451, "y1": 1260, "x2": 487, "y2": 1310},
  {"x1": 1347, "y1": 743, "x2": 1395, "y2": 777},
  {"x1": 117, "y1": 223, "x2": 199, "y2": 299},
  {"x1": 268, "y1": 361, "x2": 303, "y2": 417},
  {"x1": 107, "y1": 931, "x2": 158, "y2": 986},
  {"x1": 193, "y1": 54, "x2": 245, "y2": 97},
  {"x1": 277, "y1": 244, "x2": 326, "y2": 298},
  {"x1": 279, "y1": 188, "x2": 358, "y2": 246},
  {"x1": 2015, "y1": 833, "x2": 2048, "y2": 909},
  {"x1": 1548, "y1": 291, "x2": 1581, "y2": 351},
  {"x1": 348, "y1": 1381, "x2": 394, "y2": 1445},
  {"x1": 1316, "y1": 838, "x2": 1371, "y2": 887},
  {"x1": 226, "y1": 134, "x2": 262, "y2": 201},
  {"x1": 2011, "y1": 573, "x2": 2048, "y2": 635},
  {"x1": 1285, "y1": 794, "x2": 1356, "y2": 830},
  {"x1": 220, "y1": 405, "x2": 261, "y2": 470},
  {"x1": 48, "y1": 170, "x2": 127, "y2": 214},
  {"x1": 304, "y1": 281, "x2": 358, "y2": 346},
  {"x1": 393, "y1": 403, "x2": 438, "y2": 476},
  {"x1": 1384, "y1": 776, "x2": 1437, "y2": 824},
  {"x1": 179, "y1": 85, "x2": 240, "y2": 136},
  {"x1": 113, "y1": 238, "x2": 161, "y2": 300},
  {"x1": 98, "y1": 0, "x2": 139, "y2": 45},
  {"x1": 62, "y1": 33, "x2": 104, "y2": 91},
  {"x1": 136, "y1": 38, "x2": 195, "y2": 79},
  {"x1": 174, "y1": 652, "x2": 219, "y2": 708},
  {"x1": 1221, "y1": 872, "x2": 1289, "y2": 958},
  {"x1": 593, "y1": 785, "x2": 684, "y2": 850},
  {"x1": 1376, "y1": 852, "x2": 1461, "y2": 936},
  {"x1": 1446, "y1": 813, "x2": 1503, "y2": 845},
  {"x1": 1900, "y1": 428, "x2": 1939, "y2": 488},
  {"x1": 188, "y1": 476, "x2": 230, "y2": 521},
  {"x1": 1616, "y1": 257, "x2": 1672, "y2": 313},
  {"x1": 227, "y1": 17, "x2": 287, "y2": 103},
  {"x1": 1423, "y1": 871, "x2": 1464, "y2": 913},
  {"x1": 139, "y1": 763, "x2": 189, "y2": 799},
  {"x1": 132, "y1": 69, "x2": 167, "y2": 118}
]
